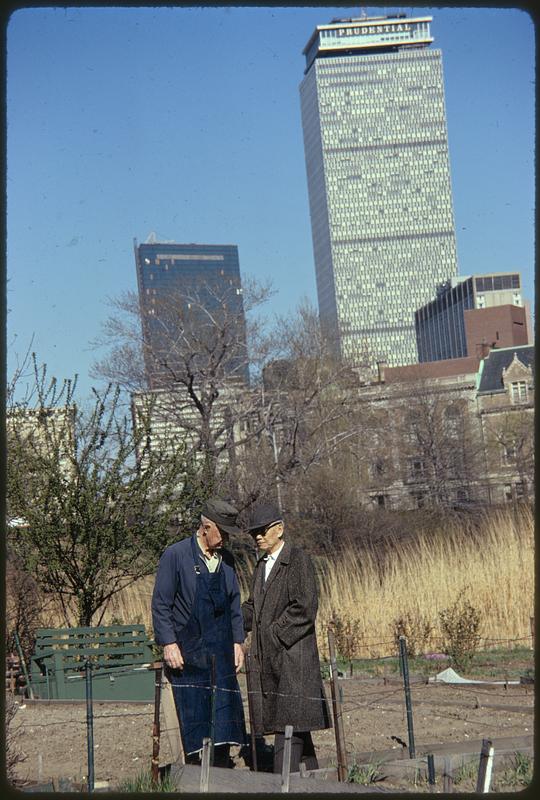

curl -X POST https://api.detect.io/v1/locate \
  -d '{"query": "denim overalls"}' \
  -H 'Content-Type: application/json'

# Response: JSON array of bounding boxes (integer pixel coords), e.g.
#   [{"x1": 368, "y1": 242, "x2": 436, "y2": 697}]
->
[{"x1": 168, "y1": 537, "x2": 246, "y2": 755}]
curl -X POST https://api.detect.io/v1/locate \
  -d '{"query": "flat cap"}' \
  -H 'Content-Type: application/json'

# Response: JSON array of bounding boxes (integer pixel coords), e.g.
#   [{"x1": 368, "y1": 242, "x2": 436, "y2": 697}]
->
[
  {"x1": 201, "y1": 497, "x2": 240, "y2": 535},
  {"x1": 246, "y1": 503, "x2": 283, "y2": 532}
]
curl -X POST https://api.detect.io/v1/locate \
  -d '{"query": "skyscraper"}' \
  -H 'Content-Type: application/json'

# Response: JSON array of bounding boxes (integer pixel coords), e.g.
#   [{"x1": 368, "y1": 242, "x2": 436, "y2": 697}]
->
[
  {"x1": 299, "y1": 13, "x2": 459, "y2": 367},
  {"x1": 134, "y1": 237, "x2": 249, "y2": 388}
]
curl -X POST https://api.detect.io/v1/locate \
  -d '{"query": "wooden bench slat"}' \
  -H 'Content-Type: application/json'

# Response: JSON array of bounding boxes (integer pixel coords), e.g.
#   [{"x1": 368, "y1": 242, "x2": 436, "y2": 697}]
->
[
  {"x1": 32, "y1": 645, "x2": 153, "y2": 661},
  {"x1": 36, "y1": 625, "x2": 146, "y2": 634},
  {"x1": 34, "y1": 635, "x2": 150, "y2": 648}
]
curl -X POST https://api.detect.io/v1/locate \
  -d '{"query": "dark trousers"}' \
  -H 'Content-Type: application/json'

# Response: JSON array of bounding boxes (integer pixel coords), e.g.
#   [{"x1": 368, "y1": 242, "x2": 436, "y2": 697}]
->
[
  {"x1": 273, "y1": 731, "x2": 319, "y2": 774},
  {"x1": 185, "y1": 743, "x2": 232, "y2": 768}
]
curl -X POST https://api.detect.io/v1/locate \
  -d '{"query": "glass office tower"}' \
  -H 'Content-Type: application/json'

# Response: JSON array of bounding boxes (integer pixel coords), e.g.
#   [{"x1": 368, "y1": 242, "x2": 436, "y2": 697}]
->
[
  {"x1": 134, "y1": 238, "x2": 249, "y2": 388},
  {"x1": 415, "y1": 272, "x2": 525, "y2": 361},
  {"x1": 299, "y1": 14, "x2": 459, "y2": 367}
]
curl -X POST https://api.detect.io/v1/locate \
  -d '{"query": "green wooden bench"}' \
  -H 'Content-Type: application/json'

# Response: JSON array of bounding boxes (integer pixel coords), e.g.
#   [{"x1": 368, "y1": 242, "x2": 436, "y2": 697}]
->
[{"x1": 29, "y1": 625, "x2": 156, "y2": 701}]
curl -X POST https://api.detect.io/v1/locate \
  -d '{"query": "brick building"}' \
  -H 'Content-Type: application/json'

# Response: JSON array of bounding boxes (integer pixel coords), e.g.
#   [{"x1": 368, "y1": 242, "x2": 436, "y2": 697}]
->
[{"x1": 415, "y1": 272, "x2": 532, "y2": 362}]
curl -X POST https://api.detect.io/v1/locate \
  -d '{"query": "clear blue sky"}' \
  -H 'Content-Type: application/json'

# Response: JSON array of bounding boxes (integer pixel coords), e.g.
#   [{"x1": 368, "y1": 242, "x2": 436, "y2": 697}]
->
[{"x1": 6, "y1": 5, "x2": 536, "y2": 400}]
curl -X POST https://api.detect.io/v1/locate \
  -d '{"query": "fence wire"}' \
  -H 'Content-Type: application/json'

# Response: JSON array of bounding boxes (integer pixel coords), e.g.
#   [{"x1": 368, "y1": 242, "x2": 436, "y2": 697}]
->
[{"x1": 9, "y1": 633, "x2": 533, "y2": 788}]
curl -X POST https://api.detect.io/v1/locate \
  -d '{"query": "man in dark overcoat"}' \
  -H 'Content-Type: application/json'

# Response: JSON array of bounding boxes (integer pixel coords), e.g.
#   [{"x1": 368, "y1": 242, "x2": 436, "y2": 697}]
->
[{"x1": 242, "y1": 503, "x2": 331, "y2": 774}]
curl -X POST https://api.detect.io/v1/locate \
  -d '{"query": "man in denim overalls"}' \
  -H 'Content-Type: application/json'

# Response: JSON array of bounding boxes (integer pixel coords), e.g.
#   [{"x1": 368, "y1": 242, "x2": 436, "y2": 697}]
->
[{"x1": 152, "y1": 498, "x2": 246, "y2": 767}]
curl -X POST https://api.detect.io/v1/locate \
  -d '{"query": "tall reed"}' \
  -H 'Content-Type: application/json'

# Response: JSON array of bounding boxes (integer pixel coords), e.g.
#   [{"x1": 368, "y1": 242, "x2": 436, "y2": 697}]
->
[
  {"x1": 41, "y1": 506, "x2": 534, "y2": 660},
  {"x1": 314, "y1": 504, "x2": 534, "y2": 659}
]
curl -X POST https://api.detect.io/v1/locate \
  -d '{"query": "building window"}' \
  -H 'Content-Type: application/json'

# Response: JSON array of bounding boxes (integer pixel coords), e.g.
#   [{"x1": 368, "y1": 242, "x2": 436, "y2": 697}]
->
[
  {"x1": 510, "y1": 381, "x2": 528, "y2": 404},
  {"x1": 410, "y1": 490, "x2": 426, "y2": 508},
  {"x1": 371, "y1": 458, "x2": 387, "y2": 478},
  {"x1": 456, "y1": 487, "x2": 470, "y2": 504},
  {"x1": 505, "y1": 482, "x2": 526, "y2": 502},
  {"x1": 407, "y1": 457, "x2": 426, "y2": 481},
  {"x1": 444, "y1": 405, "x2": 461, "y2": 437},
  {"x1": 502, "y1": 442, "x2": 518, "y2": 465},
  {"x1": 372, "y1": 494, "x2": 387, "y2": 507}
]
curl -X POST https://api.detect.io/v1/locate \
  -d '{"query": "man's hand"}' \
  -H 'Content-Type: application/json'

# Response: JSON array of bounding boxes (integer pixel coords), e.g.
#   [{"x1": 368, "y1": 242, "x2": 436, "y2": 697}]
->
[
  {"x1": 163, "y1": 642, "x2": 184, "y2": 670},
  {"x1": 234, "y1": 643, "x2": 245, "y2": 673}
]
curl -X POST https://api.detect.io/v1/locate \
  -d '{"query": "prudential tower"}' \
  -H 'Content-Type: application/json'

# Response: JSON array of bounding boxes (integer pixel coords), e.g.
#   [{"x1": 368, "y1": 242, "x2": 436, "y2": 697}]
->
[{"x1": 299, "y1": 13, "x2": 459, "y2": 367}]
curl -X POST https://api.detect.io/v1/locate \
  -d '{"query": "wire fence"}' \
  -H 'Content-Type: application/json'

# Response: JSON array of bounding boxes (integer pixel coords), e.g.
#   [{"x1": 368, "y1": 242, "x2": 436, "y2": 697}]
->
[
  {"x1": 7, "y1": 627, "x2": 534, "y2": 794},
  {"x1": 11, "y1": 645, "x2": 534, "y2": 733}
]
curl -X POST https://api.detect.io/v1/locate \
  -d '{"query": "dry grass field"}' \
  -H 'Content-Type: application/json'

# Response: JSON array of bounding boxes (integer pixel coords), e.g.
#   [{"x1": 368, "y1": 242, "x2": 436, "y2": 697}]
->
[
  {"x1": 312, "y1": 504, "x2": 534, "y2": 659},
  {"x1": 97, "y1": 504, "x2": 535, "y2": 660},
  {"x1": 38, "y1": 504, "x2": 533, "y2": 661}
]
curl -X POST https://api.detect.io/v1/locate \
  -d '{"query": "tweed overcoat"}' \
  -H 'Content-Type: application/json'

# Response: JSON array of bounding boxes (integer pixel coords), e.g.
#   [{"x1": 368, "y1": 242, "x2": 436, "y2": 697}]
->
[{"x1": 242, "y1": 541, "x2": 331, "y2": 735}]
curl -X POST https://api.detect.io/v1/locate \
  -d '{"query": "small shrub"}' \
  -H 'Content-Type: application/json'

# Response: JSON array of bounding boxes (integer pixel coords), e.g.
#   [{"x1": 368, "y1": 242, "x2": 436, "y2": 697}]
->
[
  {"x1": 117, "y1": 769, "x2": 177, "y2": 792},
  {"x1": 438, "y1": 595, "x2": 481, "y2": 672},
  {"x1": 328, "y1": 613, "x2": 363, "y2": 663},
  {"x1": 391, "y1": 611, "x2": 434, "y2": 658},
  {"x1": 499, "y1": 752, "x2": 533, "y2": 787},
  {"x1": 452, "y1": 757, "x2": 477, "y2": 785},
  {"x1": 348, "y1": 760, "x2": 385, "y2": 785}
]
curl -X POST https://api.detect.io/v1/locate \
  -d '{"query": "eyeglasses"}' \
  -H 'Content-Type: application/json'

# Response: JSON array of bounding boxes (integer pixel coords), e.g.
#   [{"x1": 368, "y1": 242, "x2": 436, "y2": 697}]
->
[{"x1": 249, "y1": 521, "x2": 280, "y2": 537}]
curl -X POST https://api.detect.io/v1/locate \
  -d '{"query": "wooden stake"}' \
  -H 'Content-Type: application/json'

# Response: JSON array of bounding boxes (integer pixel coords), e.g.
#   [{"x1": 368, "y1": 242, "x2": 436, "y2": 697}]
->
[
  {"x1": 443, "y1": 757, "x2": 453, "y2": 793},
  {"x1": 281, "y1": 725, "x2": 293, "y2": 793},
  {"x1": 476, "y1": 738, "x2": 494, "y2": 793},
  {"x1": 328, "y1": 629, "x2": 348, "y2": 782},
  {"x1": 200, "y1": 738, "x2": 211, "y2": 793},
  {"x1": 151, "y1": 663, "x2": 162, "y2": 786},
  {"x1": 245, "y1": 653, "x2": 258, "y2": 772}
]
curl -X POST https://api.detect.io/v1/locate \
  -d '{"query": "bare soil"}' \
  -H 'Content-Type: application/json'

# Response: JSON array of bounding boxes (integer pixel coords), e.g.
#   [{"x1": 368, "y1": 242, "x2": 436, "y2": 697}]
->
[{"x1": 8, "y1": 670, "x2": 534, "y2": 792}]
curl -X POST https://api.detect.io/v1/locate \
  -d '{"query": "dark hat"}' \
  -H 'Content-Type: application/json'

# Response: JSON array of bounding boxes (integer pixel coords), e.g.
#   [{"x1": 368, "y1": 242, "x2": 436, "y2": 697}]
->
[
  {"x1": 246, "y1": 503, "x2": 283, "y2": 532},
  {"x1": 201, "y1": 497, "x2": 241, "y2": 535}
]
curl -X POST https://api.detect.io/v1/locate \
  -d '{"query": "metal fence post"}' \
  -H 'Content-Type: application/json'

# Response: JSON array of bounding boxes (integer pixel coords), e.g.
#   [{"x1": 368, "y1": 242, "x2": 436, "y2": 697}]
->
[
  {"x1": 209, "y1": 654, "x2": 217, "y2": 767},
  {"x1": 85, "y1": 660, "x2": 95, "y2": 793},
  {"x1": 327, "y1": 629, "x2": 348, "y2": 781},
  {"x1": 398, "y1": 635, "x2": 416, "y2": 759},
  {"x1": 427, "y1": 753, "x2": 435, "y2": 787}
]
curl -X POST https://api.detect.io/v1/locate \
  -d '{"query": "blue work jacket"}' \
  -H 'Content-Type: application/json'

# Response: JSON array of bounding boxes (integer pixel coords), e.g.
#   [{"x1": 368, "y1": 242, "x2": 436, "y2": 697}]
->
[{"x1": 151, "y1": 534, "x2": 245, "y2": 646}]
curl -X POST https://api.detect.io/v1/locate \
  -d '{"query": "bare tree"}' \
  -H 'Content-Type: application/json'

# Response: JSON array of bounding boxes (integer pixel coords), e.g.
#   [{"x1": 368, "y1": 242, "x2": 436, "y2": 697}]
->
[
  {"x1": 91, "y1": 279, "x2": 278, "y2": 497},
  {"x1": 90, "y1": 286, "x2": 368, "y2": 512},
  {"x1": 385, "y1": 376, "x2": 484, "y2": 509},
  {"x1": 249, "y1": 300, "x2": 373, "y2": 512}
]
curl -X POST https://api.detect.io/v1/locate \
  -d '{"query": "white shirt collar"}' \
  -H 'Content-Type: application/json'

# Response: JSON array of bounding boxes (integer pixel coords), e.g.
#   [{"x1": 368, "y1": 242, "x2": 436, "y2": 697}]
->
[{"x1": 265, "y1": 540, "x2": 285, "y2": 561}]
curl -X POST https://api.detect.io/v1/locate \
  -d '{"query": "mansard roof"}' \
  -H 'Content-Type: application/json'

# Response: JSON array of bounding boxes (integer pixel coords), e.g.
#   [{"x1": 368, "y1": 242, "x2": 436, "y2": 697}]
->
[{"x1": 477, "y1": 345, "x2": 535, "y2": 394}]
